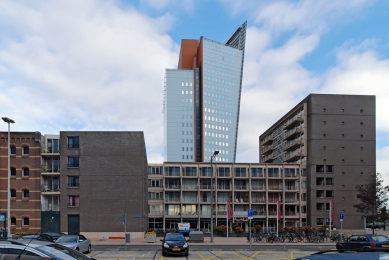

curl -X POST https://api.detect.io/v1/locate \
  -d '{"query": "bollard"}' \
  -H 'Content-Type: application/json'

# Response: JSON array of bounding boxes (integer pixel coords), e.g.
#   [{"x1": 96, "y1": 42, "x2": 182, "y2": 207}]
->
[{"x1": 290, "y1": 251, "x2": 294, "y2": 259}]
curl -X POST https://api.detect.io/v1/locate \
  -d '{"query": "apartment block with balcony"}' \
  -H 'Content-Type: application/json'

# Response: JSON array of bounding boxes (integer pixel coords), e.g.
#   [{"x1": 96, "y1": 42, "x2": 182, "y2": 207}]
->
[
  {"x1": 40, "y1": 134, "x2": 61, "y2": 233},
  {"x1": 259, "y1": 94, "x2": 376, "y2": 229},
  {"x1": 147, "y1": 163, "x2": 306, "y2": 232},
  {"x1": 0, "y1": 131, "x2": 42, "y2": 234}
]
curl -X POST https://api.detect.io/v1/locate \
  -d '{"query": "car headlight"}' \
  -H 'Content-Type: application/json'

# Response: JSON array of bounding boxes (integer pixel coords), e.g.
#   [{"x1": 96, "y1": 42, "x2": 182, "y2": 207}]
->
[
  {"x1": 163, "y1": 242, "x2": 169, "y2": 248},
  {"x1": 183, "y1": 243, "x2": 188, "y2": 248}
]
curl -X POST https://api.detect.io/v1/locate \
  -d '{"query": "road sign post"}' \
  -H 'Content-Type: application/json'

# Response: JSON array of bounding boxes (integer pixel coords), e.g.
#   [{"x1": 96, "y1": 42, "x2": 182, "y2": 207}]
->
[
  {"x1": 248, "y1": 208, "x2": 253, "y2": 250},
  {"x1": 340, "y1": 214, "x2": 344, "y2": 241}
]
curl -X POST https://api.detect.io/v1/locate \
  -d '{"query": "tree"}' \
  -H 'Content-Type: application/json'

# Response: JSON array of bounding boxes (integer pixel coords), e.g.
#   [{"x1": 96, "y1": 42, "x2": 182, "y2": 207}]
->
[
  {"x1": 380, "y1": 206, "x2": 389, "y2": 230},
  {"x1": 353, "y1": 173, "x2": 389, "y2": 233}
]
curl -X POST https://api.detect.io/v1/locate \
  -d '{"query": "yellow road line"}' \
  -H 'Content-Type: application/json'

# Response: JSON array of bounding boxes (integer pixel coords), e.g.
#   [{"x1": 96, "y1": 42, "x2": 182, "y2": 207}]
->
[
  {"x1": 231, "y1": 252, "x2": 247, "y2": 259},
  {"x1": 197, "y1": 252, "x2": 206, "y2": 260},
  {"x1": 117, "y1": 250, "x2": 132, "y2": 260},
  {"x1": 248, "y1": 251, "x2": 261, "y2": 259}
]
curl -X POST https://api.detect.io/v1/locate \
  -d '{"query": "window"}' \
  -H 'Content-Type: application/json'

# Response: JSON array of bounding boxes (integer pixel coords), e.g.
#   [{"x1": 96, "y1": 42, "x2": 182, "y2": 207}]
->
[
  {"x1": 22, "y1": 146, "x2": 29, "y2": 155},
  {"x1": 326, "y1": 190, "x2": 334, "y2": 198},
  {"x1": 11, "y1": 217, "x2": 16, "y2": 225},
  {"x1": 316, "y1": 178, "x2": 324, "y2": 185},
  {"x1": 326, "y1": 165, "x2": 334, "y2": 173},
  {"x1": 11, "y1": 189, "x2": 16, "y2": 198},
  {"x1": 22, "y1": 189, "x2": 29, "y2": 198},
  {"x1": 23, "y1": 217, "x2": 29, "y2": 226},
  {"x1": 68, "y1": 157, "x2": 79, "y2": 167},
  {"x1": 234, "y1": 168, "x2": 247, "y2": 177},
  {"x1": 10, "y1": 146, "x2": 16, "y2": 155},
  {"x1": 10, "y1": 167, "x2": 16, "y2": 176},
  {"x1": 316, "y1": 165, "x2": 324, "y2": 173},
  {"x1": 22, "y1": 168, "x2": 29, "y2": 177},
  {"x1": 316, "y1": 203, "x2": 325, "y2": 211},
  {"x1": 68, "y1": 196, "x2": 79, "y2": 206},
  {"x1": 68, "y1": 176, "x2": 80, "y2": 187},
  {"x1": 68, "y1": 137, "x2": 79, "y2": 148},
  {"x1": 326, "y1": 178, "x2": 333, "y2": 185}
]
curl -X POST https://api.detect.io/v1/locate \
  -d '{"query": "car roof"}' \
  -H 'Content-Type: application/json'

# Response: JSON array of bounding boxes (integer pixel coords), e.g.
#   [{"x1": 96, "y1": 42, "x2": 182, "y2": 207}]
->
[{"x1": 0, "y1": 253, "x2": 55, "y2": 260}]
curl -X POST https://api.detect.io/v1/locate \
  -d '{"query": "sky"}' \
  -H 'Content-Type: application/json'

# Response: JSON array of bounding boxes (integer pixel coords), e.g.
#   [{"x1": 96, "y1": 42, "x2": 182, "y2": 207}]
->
[{"x1": 0, "y1": 0, "x2": 388, "y2": 180}]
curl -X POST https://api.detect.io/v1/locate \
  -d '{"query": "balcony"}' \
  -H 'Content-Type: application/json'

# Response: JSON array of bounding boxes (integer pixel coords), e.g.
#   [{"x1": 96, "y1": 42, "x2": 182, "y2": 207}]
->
[
  {"x1": 182, "y1": 198, "x2": 197, "y2": 203},
  {"x1": 252, "y1": 199, "x2": 266, "y2": 203},
  {"x1": 284, "y1": 151, "x2": 305, "y2": 162},
  {"x1": 284, "y1": 115, "x2": 303, "y2": 130},
  {"x1": 235, "y1": 186, "x2": 248, "y2": 190},
  {"x1": 182, "y1": 212, "x2": 197, "y2": 217},
  {"x1": 284, "y1": 199, "x2": 298, "y2": 204},
  {"x1": 199, "y1": 184, "x2": 211, "y2": 189},
  {"x1": 67, "y1": 202, "x2": 79, "y2": 207},
  {"x1": 217, "y1": 211, "x2": 227, "y2": 215},
  {"x1": 233, "y1": 211, "x2": 248, "y2": 217},
  {"x1": 284, "y1": 139, "x2": 304, "y2": 151},
  {"x1": 165, "y1": 185, "x2": 181, "y2": 190},
  {"x1": 41, "y1": 150, "x2": 60, "y2": 158},
  {"x1": 148, "y1": 211, "x2": 164, "y2": 216},
  {"x1": 261, "y1": 135, "x2": 274, "y2": 146},
  {"x1": 164, "y1": 198, "x2": 180, "y2": 203},
  {"x1": 284, "y1": 126, "x2": 303, "y2": 140},
  {"x1": 285, "y1": 186, "x2": 297, "y2": 190},
  {"x1": 262, "y1": 154, "x2": 274, "y2": 163},
  {"x1": 41, "y1": 203, "x2": 59, "y2": 212},
  {"x1": 181, "y1": 185, "x2": 197, "y2": 190},
  {"x1": 262, "y1": 145, "x2": 275, "y2": 155},
  {"x1": 254, "y1": 210, "x2": 266, "y2": 216},
  {"x1": 200, "y1": 197, "x2": 211, "y2": 202},
  {"x1": 217, "y1": 185, "x2": 231, "y2": 190},
  {"x1": 251, "y1": 186, "x2": 264, "y2": 190},
  {"x1": 41, "y1": 165, "x2": 60, "y2": 175}
]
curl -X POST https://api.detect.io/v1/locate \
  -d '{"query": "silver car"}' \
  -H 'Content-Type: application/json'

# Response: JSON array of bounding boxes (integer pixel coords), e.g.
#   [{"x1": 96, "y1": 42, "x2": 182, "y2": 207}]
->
[{"x1": 55, "y1": 235, "x2": 91, "y2": 253}]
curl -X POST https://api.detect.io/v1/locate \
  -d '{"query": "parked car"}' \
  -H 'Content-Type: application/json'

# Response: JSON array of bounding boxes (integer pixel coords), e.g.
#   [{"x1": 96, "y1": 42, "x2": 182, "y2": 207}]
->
[
  {"x1": 160, "y1": 233, "x2": 189, "y2": 257},
  {"x1": 55, "y1": 235, "x2": 91, "y2": 253},
  {"x1": 16, "y1": 234, "x2": 55, "y2": 243},
  {"x1": 0, "y1": 254, "x2": 55, "y2": 260},
  {"x1": 17, "y1": 240, "x2": 96, "y2": 260},
  {"x1": 0, "y1": 240, "x2": 74, "y2": 260},
  {"x1": 42, "y1": 232, "x2": 66, "y2": 240},
  {"x1": 336, "y1": 234, "x2": 389, "y2": 251},
  {"x1": 297, "y1": 249, "x2": 389, "y2": 259}
]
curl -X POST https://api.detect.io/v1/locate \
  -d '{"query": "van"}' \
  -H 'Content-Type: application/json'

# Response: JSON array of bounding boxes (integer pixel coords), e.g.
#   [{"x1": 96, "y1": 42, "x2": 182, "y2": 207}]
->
[{"x1": 177, "y1": 223, "x2": 190, "y2": 234}]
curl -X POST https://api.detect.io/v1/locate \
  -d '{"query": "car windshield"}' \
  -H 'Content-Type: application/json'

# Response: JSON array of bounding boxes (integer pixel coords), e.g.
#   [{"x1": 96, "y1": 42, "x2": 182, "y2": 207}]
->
[
  {"x1": 56, "y1": 236, "x2": 77, "y2": 243},
  {"x1": 372, "y1": 235, "x2": 389, "y2": 242},
  {"x1": 165, "y1": 234, "x2": 184, "y2": 241},
  {"x1": 20, "y1": 235, "x2": 37, "y2": 239}
]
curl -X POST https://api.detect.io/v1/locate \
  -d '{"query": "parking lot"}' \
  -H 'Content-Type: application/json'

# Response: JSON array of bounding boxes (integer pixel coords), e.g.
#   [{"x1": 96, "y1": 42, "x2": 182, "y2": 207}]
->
[{"x1": 88, "y1": 249, "x2": 316, "y2": 259}]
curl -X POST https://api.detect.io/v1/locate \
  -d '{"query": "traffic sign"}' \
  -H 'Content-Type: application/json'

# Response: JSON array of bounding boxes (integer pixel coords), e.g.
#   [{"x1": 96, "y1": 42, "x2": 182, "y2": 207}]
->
[
  {"x1": 340, "y1": 213, "x2": 344, "y2": 222},
  {"x1": 0, "y1": 214, "x2": 5, "y2": 222},
  {"x1": 248, "y1": 208, "x2": 253, "y2": 220}
]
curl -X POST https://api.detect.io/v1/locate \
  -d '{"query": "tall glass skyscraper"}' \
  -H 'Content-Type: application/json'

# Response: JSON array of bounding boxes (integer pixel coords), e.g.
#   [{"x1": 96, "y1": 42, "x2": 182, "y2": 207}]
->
[{"x1": 164, "y1": 22, "x2": 247, "y2": 163}]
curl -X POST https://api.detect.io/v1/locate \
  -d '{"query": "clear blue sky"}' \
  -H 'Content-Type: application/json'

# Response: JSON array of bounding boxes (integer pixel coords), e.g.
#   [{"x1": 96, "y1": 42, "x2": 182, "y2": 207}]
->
[{"x1": 0, "y1": 0, "x2": 388, "y2": 180}]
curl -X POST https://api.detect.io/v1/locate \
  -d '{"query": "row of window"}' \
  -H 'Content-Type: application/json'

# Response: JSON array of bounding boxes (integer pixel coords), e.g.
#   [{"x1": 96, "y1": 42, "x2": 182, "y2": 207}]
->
[
  {"x1": 10, "y1": 146, "x2": 29, "y2": 155},
  {"x1": 322, "y1": 133, "x2": 365, "y2": 138},
  {"x1": 204, "y1": 124, "x2": 229, "y2": 133},
  {"x1": 204, "y1": 83, "x2": 232, "y2": 94},
  {"x1": 204, "y1": 51, "x2": 235, "y2": 63},
  {"x1": 205, "y1": 107, "x2": 233, "y2": 119},
  {"x1": 204, "y1": 91, "x2": 233, "y2": 102},
  {"x1": 204, "y1": 43, "x2": 236, "y2": 56},
  {"x1": 204, "y1": 67, "x2": 235, "y2": 79},
  {"x1": 9, "y1": 167, "x2": 30, "y2": 176},
  {"x1": 10, "y1": 217, "x2": 30, "y2": 226},
  {"x1": 204, "y1": 74, "x2": 235, "y2": 86},
  {"x1": 205, "y1": 116, "x2": 232, "y2": 125},
  {"x1": 11, "y1": 189, "x2": 30, "y2": 198}
]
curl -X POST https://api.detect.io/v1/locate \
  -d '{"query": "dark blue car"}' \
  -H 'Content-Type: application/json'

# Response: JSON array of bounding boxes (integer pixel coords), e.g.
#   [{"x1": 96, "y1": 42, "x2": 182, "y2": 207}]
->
[{"x1": 336, "y1": 234, "x2": 389, "y2": 250}]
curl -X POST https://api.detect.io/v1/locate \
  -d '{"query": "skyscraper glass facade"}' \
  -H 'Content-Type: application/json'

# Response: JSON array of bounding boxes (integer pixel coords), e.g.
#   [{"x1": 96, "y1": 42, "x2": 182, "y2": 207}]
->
[{"x1": 164, "y1": 22, "x2": 247, "y2": 162}]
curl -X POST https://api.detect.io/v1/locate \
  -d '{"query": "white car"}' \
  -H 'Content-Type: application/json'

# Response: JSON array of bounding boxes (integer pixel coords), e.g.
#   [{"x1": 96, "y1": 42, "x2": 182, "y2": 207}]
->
[{"x1": 55, "y1": 235, "x2": 92, "y2": 253}]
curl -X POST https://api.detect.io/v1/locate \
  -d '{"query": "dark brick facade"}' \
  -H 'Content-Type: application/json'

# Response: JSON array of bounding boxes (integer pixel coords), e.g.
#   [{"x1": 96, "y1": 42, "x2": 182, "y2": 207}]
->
[
  {"x1": 59, "y1": 131, "x2": 148, "y2": 233},
  {"x1": 0, "y1": 131, "x2": 42, "y2": 234}
]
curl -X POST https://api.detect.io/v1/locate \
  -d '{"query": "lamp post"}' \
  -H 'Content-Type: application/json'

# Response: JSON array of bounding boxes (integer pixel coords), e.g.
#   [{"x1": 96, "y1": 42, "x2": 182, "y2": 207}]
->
[
  {"x1": 210, "y1": 150, "x2": 219, "y2": 243},
  {"x1": 2, "y1": 117, "x2": 15, "y2": 239}
]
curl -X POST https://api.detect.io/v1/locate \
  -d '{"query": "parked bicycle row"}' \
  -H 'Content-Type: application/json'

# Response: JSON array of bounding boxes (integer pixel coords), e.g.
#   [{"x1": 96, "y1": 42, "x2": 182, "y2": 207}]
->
[{"x1": 247, "y1": 232, "x2": 348, "y2": 243}]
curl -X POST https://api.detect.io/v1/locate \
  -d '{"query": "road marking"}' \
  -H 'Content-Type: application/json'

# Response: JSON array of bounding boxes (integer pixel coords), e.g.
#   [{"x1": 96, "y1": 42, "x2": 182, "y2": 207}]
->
[
  {"x1": 231, "y1": 252, "x2": 247, "y2": 259},
  {"x1": 248, "y1": 251, "x2": 261, "y2": 259},
  {"x1": 197, "y1": 252, "x2": 206, "y2": 260},
  {"x1": 118, "y1": 250, "x2": 132, "y2": 260}
]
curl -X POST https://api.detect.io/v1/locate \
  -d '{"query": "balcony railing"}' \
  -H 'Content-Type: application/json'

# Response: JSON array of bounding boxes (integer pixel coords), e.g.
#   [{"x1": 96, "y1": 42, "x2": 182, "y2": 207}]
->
[
  {"x1": 252, "y1": 199, "x2": 266, "y2": 203},
  {"x1": 182, "y1": 198, "x2": 197, "y2": 203},
  {"x1": 261, "y1": 135, "x2": 274, "y2": 146},
  {"x1": 234, "y1": 211, "x2": 248, "y2": 216},
  {"x1": 41, "y1": 165, "x2": 60, "y2": 173},
  {"x1": 41, "y1": 203, "x2": 59, "y2": 211},
  {"x1": 68, "y1": 202, "x2": 79, "y2": 207},
  {"x1": 201, "y1": 198, "x2": 211, "y2": 202},
  {"x1": 181, "y1": 212, "x2": 197, "y2": 216},
  {"x1": 182, "y1": 185, "x2": 197, "y2": 189},
  {"x1": 251, "y1": 186, "x2": 264, "y2": 190},
  {"x1": 165, "y1": 185, "x2": 181, "y2": 189},
  {"x1": 165, "y1": 198, "x2": 180, "y2": 203},
  {"x1": 253, "y1": 210, "x2": 266, "y2": 216},
  {"x1": 199, "y1": 184, "x2": 211, "y2": 189},
  {"x1": 235, "y1": 186, "x2": 248, "y2": 190},
  {"x1": 284, "y1": 115, "x2": 303, "y2": 130},
  {"x1": 284, "y1": 199, "x2": 298, "y2": 203},
  {"x1": 284, "y1": 126, "x2": 303, "y2": 140},
  {"x1": 217, "y1": 185, "x2": 231, "y2": 190}
]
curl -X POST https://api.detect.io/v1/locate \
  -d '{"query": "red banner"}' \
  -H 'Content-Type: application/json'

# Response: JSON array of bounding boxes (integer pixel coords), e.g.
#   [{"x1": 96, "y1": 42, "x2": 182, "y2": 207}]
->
[
  {"x1": 277, "y1": 201, "x2": 281, "y2": 220},
  {"x1": 330, "y1": 200, "x2": 334, "y2": 220},
  {"x1": 227, "y1": 200, "x2": 232, "y2": 220}
]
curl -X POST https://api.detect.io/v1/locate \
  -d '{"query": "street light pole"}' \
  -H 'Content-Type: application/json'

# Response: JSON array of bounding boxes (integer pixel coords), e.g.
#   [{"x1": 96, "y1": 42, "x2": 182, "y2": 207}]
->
[
  {"x1": 2, "y1": 117, "x2": 15, "y2": 240},
  {"x1": 210, "y1": 150, "x2": 219, "y2": 243}
]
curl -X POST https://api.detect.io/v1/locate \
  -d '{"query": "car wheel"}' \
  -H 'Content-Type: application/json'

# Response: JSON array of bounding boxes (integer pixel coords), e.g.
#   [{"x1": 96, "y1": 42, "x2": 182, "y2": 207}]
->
[
  {"x1": 76, "y1": 247, "x2": 79, "y2": 251},
  {"x1": 185, "y1": 251, "x2": 189, "y2": 257},
  {"x1": 336, "y1": 245, "x2": 344, "y2": 253},
  {"x1": 87, "y1": 245, "x2": 92, "y2": 253},
  {"x1": 162, "y1": 250, "x2": 166, "y2": 256}
]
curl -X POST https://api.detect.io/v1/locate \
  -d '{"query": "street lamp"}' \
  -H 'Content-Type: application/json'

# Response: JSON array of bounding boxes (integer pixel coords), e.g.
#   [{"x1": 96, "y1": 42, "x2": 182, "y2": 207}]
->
[
  {"x1": 210, "y1": 150, "x2": 219, "y2": 243},
  {"x1": 2, "y1": 117, "x2": 15, "y2": 239}
]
